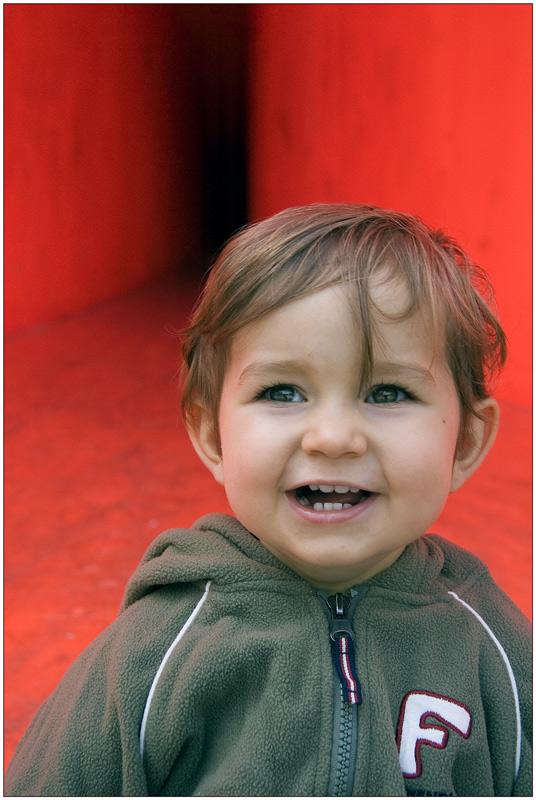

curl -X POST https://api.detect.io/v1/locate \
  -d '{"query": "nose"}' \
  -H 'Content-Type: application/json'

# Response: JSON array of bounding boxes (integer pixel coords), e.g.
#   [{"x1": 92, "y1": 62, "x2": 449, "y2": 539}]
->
[{"x1": 301, "y1": 404, "x2": 367, "y2": 459}]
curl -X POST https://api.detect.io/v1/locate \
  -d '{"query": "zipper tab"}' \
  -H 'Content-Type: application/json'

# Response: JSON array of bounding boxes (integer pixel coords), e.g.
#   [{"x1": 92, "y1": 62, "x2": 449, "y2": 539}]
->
[
  {"x1": 328, "y1": 593, "x2": 355, "y2": 640},
  {"x1": 326, "y1": 593, "x2": 362, "y2": 706}
]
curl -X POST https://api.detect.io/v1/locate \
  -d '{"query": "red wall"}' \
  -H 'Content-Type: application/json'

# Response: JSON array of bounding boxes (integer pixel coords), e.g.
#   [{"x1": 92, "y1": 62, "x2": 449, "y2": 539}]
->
[
  {"x1": 249, "y1": 4, "x2": 532, "y2": 406},
  {"x1": 4, "y1": 4, "x2": 201, "y2": 333}
]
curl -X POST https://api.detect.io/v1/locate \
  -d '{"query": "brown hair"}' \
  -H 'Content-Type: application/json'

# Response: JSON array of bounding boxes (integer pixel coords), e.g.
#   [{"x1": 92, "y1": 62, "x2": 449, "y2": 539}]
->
[{"x1": 181, "y1": 204, "x2": 506, "y2": 449}]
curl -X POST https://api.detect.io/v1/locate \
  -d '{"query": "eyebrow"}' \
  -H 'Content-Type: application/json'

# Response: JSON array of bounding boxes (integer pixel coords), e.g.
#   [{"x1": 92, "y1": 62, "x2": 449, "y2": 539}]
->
[
  {"x1": 238, "y1": 358, "x2": 437, "y2": 388},
  {"x1": 371, "y1": 360, "x2": 437, "y2": 386},
  {"x1": 238, "y1": 359, "x2": 310, "y2": 386}
]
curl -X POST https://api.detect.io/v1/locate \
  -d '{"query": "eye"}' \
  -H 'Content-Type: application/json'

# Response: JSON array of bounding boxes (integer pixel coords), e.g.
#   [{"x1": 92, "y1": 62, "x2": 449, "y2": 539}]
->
[
  {"x1": 259, "y1": 384, "x2": 305, "y2": 403},
  {"x1": 365, "y1": 384, "x2": 412, "y2": 404}
]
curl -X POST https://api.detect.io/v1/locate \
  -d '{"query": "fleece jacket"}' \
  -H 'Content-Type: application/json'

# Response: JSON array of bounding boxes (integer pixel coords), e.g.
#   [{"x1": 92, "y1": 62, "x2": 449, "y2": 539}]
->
[{"x1": 4, "y1": 513, "x2": 532, "y2": 797}]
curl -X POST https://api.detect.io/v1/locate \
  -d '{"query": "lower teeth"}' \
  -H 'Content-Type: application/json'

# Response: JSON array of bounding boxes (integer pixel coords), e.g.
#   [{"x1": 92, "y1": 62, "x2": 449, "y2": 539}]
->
[{"x1": 296, "y1": 494, "x2": 356, "y2": 511}]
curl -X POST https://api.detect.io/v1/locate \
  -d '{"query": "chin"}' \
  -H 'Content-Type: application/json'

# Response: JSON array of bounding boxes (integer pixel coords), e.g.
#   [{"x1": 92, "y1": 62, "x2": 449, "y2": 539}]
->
[{"x1": 290, "y1": 558, "x2": 361, "y2": 589}]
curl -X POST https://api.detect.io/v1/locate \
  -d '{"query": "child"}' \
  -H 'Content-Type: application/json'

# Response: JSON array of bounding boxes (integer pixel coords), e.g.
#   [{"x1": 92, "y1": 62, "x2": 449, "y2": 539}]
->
[{"x1": 5, "y1": 204, "x2": 531, "y2": 796}]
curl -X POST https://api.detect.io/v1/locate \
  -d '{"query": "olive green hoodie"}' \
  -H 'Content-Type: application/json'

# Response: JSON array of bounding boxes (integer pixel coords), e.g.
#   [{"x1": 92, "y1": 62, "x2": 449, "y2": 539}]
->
[{"x1": 5, "y1": 513, "x2": 532, "y2": 796}]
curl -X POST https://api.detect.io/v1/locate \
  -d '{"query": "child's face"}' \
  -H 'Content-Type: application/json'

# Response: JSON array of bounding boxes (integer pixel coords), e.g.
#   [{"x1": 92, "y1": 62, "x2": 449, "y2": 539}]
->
[{"x1": 191, "y1": 280, "x2": 497, "y2": 591}]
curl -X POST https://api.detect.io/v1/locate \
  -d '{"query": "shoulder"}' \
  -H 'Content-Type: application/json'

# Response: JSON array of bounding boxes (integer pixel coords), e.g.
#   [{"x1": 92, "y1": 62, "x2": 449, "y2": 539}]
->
[
  {"x1": 427, "y1": 534, "x2": 530, "y2": 626},
  {"x1": 424, "y1": 533, "x2": 491, "y2": 586},
  {"x1": 121, "y1": 513, "x2": 244, "y2": 608},
  {"x1": 370, "y1": 533, "x2": 531, "y2": 664},
  {"x1": 122, "y1": 512, "x2": 303, "y2": 610},
  {"x1": 427, "y1": 536, "x2": 531, "y2": 739},
  {"x1": 407, "y1": 536, "x2": 532, "y2": 794},
  {"x1": 423, "y1": 533, "x2": 530, "y2": 648},
  {"x1": 5, "y1": 576, "x2": 211, "y2": 795}
]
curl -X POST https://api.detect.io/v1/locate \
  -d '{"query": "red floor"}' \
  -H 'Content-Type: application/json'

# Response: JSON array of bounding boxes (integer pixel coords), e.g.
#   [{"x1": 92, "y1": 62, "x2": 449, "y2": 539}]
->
[{"x1": 4, "y1": 276, "x2": 532, "y2": 770}]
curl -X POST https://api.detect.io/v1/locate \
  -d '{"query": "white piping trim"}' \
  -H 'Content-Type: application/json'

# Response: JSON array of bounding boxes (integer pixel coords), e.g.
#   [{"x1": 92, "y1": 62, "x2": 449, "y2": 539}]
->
[
  {"x1": 448, "y1": 590, "x2": 522, "y2": 779},
  {"x1": 139, "y1": 580, "x2": 212, "y2": 758}
]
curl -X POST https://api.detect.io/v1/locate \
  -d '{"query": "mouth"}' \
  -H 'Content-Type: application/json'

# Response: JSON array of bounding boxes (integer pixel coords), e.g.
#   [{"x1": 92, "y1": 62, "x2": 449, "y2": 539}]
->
[{"x1": 295, "y1": 484, "x2": 372, "y2": 511}]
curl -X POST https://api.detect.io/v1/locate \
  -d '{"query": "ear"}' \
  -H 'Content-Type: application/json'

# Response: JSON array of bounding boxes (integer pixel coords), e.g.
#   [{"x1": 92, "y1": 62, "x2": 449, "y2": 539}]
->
[
  {"x1": 450, "y1": 398, "x2": 500, "y2": 493},
  {"x1": 185, "y1": 404, "x2": 224, "y2": 485}
]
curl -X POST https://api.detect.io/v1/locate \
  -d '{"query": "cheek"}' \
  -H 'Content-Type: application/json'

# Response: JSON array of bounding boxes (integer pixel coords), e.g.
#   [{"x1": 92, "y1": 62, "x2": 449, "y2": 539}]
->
[
  {"x1": 219, "y1": 415, "x2": 273, "y2": 482},
  {"x1": 387, "y1": 421, "x2": 459, "y2": 486}
]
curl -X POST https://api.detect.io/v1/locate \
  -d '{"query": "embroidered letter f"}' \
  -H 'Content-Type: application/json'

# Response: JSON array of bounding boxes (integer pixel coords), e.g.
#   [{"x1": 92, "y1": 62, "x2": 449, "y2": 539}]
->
[{"x1": 397, "y1": 691, "x2": 472, "y2": 778}]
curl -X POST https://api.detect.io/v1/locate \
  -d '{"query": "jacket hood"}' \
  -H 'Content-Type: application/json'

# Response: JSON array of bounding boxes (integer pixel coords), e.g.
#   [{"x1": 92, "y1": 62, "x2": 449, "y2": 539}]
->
[{"x1": 121, "y1": 513, "x2": 491, "y2": 613}]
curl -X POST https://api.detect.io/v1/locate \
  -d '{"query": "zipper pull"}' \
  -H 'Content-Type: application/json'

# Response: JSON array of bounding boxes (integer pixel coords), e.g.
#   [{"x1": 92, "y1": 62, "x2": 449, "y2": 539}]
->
[
  {"x1": 328, "y1": 592, "x2": 355, "y2": 640},
  {"x1": 326, "y1": 593, "x2": 362, "y2": 705}
]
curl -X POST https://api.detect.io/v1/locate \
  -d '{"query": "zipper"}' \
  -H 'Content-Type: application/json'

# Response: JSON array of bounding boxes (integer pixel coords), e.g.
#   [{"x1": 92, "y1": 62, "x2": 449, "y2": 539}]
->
[
  {"x1": 327, "y1": 593, "x2": 362, "y2": 705},
  {"x1": 318, "y1": 589, "x2": 366, "y2": 796},
  {"x1": 330, "y1": 685, "x2": 357, "y2": 796}
]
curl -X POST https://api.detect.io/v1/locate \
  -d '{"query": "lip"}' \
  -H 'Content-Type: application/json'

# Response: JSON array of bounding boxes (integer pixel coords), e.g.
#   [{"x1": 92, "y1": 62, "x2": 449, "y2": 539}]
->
[
  {"x1": 286, "y1": 489, "x2": 377, "y2": 524},
  {"x1": 287, "y1": 480, "x2": 368, "y2": 492}
]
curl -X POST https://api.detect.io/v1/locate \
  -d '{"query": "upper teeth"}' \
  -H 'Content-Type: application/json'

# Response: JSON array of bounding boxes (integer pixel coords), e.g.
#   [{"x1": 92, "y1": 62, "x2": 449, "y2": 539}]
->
[{"x1": 309, "y1": 484, "x2": 360, "y2": 493}]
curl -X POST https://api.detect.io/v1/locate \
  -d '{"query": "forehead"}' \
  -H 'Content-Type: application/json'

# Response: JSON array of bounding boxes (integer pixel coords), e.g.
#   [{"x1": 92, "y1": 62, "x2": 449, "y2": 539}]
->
[
  {"x1": 226, "y1": 281, "x2": 444, "y2": 379},
  {"x1": 230, "y1": 287, "x2": 356, "y2": 360}
]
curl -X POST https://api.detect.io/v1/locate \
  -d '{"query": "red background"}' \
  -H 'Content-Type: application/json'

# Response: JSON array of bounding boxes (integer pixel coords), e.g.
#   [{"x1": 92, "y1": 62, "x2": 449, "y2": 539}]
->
[
  {"x1": 4, "y1": 5, "x2": 201, "y2": 331},
  {"x1": 4, "y1": 3, "x2": 532, "y2": 770}
]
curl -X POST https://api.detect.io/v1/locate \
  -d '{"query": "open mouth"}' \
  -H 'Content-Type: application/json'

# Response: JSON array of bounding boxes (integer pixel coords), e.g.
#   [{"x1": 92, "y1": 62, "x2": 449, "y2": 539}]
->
[{"x1": 295, "y1": 484, "x2": 372, "y2": 511}]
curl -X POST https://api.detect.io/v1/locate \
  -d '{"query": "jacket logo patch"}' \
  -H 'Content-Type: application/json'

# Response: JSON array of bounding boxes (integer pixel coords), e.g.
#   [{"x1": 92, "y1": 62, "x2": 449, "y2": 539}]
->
[{"x1": 397, "y1": 691, "x2": 472, "y2": 778}]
